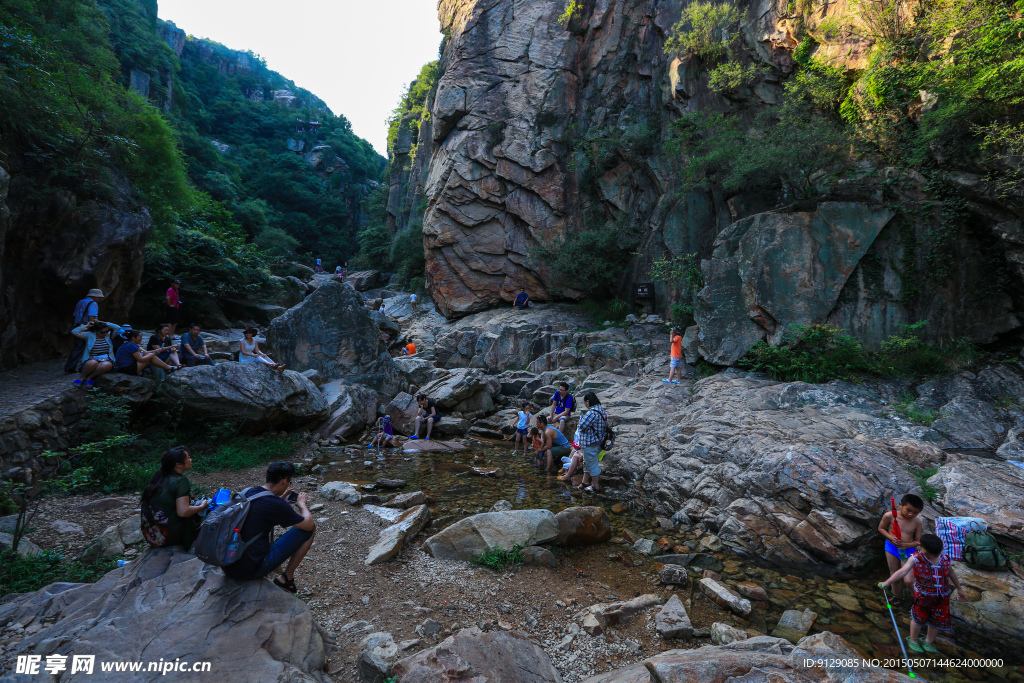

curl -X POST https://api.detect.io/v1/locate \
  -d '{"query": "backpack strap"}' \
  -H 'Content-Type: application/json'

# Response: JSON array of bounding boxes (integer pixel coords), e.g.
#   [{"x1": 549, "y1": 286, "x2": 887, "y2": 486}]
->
[{"x1": 240, "y1": 489, "x2": 277, "y2": 548}]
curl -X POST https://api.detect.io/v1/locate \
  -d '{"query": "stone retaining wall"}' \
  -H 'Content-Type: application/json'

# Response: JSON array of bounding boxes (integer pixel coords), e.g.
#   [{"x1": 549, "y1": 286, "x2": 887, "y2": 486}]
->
[{"x1": 0, "y1": 388, "x2": 89, "y2": 483}]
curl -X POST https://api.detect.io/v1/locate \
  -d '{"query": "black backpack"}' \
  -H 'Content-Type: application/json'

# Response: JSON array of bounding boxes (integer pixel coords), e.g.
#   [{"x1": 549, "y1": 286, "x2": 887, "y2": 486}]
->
[{"x1": 601, "y1": 425, "x2": 616, "y2": 451}]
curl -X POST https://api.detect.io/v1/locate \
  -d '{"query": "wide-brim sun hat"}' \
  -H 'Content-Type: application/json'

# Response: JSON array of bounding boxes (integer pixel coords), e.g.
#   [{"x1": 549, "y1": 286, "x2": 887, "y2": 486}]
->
[{"x1": 87, "y1": 288, "x2": 105, "y2": 298}]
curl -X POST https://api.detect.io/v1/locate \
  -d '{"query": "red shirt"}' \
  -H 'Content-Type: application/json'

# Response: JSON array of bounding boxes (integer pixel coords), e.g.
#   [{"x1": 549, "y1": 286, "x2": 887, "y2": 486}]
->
[{"x1": 166, "y1": 287, "x2": 179, "y2": 308}]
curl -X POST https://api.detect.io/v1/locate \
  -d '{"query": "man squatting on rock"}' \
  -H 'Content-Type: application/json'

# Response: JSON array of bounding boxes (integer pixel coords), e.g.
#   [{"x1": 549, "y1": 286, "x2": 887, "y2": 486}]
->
[{"x1": 222, "y1": 462, "x2": 316, "y2": 594}]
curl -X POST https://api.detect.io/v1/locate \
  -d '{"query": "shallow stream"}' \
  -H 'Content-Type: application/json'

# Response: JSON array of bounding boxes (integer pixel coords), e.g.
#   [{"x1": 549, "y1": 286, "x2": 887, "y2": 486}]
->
[{"x1": 318, "y1": 438, "x2": 1021, "y2": 682}]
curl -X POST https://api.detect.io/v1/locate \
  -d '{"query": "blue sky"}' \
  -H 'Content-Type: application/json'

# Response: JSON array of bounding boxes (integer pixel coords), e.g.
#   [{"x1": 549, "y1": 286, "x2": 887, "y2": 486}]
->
[{"x1": 158, "y1": 0, "x2": 443, "y2": 155}]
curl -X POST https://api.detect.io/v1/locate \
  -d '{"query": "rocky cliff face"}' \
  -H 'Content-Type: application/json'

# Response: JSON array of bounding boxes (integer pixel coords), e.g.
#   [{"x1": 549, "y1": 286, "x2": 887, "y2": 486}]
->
[
  {"x1": 0, "y1": 167, "x2": 151, "y2": 369},
  {"x1": 396, "y1": 0, "x2": 1024, "y2": 357}
]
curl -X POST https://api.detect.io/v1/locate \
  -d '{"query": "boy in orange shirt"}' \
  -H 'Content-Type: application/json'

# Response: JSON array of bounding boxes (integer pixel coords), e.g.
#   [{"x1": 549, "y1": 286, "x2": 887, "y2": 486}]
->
[{"x1": 664, "y1": 327, "x2": 684, "y2": 384}]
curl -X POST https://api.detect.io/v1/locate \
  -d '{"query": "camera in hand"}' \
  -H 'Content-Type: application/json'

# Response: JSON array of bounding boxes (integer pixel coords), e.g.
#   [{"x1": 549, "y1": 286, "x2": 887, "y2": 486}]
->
[{"x1": 286, "y1": 491, "x2": 299, "y2": 504}]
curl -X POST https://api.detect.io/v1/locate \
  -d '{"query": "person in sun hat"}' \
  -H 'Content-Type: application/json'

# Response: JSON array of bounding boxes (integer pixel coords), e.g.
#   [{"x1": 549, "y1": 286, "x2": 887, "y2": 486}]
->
[{"x1": 65, "y1": 288, "x2": 105, "y2": 373}]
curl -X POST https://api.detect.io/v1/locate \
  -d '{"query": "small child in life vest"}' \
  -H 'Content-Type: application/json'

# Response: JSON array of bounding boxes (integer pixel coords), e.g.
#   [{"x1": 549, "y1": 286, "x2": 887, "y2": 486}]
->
[{"x1": 879, "y1": 533, "x2": 966, "y2": 654}]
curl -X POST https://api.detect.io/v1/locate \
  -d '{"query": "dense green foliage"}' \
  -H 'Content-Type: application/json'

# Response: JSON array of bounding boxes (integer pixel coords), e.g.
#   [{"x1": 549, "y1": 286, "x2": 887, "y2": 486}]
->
[
  {"x1": 1, "y1": 0, "x2": 383, "y2": 317},
  {"x1": 667, "y1": 0, "x2": 1024, "y2": 198},
  {"x1": 75, "y1": 393, "x2": 297, "y2": 492},
  {"x1": 737, "y1": 322, "x2": 979, "y2": 383},
  {"x1": 0, "y1": 551, "x2": 119, "y2": 598},
  {"x1": 0, "y1": 0, "x2": 193, "y2": 230}
]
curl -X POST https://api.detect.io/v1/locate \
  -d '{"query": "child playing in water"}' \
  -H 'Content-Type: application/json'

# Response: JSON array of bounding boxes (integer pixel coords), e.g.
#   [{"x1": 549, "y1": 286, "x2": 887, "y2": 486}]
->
[
  {"x1": 879, "y1": 533, "x2": 966, "y2": 654},
  {"x1": 367, "y1": 416, "x2": 395, "y2": 449},
  {"x1": 878, "y1": 493, "x2": 925, "y2": 602},
  {"x1": 510, "y1": 402, "x2": 532, "y2": 455},
  {"x1": 529, "y1": 426, "x2": 544, "y2": 462}
]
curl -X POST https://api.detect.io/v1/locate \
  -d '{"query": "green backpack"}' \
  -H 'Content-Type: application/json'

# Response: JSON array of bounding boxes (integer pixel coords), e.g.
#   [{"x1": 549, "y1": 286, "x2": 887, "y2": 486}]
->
[{"x1": 963, "y1": 522, "x2": 1009, "y2": 571}]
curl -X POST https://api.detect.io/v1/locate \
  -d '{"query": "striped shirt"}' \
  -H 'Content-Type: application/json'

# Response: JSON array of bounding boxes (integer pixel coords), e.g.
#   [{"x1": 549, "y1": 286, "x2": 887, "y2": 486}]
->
[
  {"x1": 576, "y1": 406, "x2": 607, "y2": 448},
  {"x1": 90, "y1": 338, "x2": 111, "y2": 358}
]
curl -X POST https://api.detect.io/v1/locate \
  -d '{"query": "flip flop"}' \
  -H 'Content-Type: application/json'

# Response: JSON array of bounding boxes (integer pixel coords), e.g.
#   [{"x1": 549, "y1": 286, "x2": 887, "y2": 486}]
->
[
  {"x1": 408, "y1": 435, "x2": 419, "y2": 440},
  {"x1": 662, "y1": 378, "x2": 671, "y2": 383},
  {"x1": 584, "y1": 486, "x2": 599, "y2": 493},
  {"x1": 73, "y1": 379, "x2": 82, "y2": 386}
]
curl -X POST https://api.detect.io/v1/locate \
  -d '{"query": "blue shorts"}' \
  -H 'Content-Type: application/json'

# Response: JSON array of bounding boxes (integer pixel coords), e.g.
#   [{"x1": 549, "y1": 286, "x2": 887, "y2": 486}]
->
[
  {"x1": 581, "y1": 444, "x2": 602, "y2": 477},
  {"x1": 670, "y1": 357, "x2": 682, "y2": 368},
  {"x1": 517, "y1": 427, "x2": 528, "y2": 435},
  {"x1": 885, "y1": 540, "x2": 916, "y2": 558},
  {"x1": 237, "y1": 527, "x2": 314, "y2": 580}
]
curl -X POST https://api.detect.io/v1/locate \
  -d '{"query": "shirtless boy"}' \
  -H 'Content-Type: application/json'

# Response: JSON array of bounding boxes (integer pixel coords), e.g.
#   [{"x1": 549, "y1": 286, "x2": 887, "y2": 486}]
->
[{"x1": 877, "y1": 493, "x2": 925, "y2": 601}]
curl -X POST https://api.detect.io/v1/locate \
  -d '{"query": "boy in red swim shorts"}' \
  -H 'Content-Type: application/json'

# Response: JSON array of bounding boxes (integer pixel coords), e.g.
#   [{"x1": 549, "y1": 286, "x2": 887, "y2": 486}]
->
[{"x1": 879, "y1": 533, "x2": 966, "y2": 654}]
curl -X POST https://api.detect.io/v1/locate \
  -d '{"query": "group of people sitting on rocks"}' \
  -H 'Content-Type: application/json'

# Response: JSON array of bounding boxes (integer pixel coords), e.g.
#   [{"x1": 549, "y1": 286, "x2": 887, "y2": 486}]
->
[
  {"x1": 66, "y1": 285, "x2": 283, "y2": 386},
  {"x1": 141, "y1": 450, "x2": 315, "y2": 594}
]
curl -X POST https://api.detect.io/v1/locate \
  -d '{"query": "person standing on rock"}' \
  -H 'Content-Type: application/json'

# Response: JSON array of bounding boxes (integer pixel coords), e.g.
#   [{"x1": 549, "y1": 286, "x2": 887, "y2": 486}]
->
[
  {"x1": 511, "y1": 402, "x2": 533, "y2": 455},
  {"x1": 550, "y1": 383, "x2": 575, "y2": 433},
  {"x1": 536, "y1": 414, "x2": 571, "y2": 474},
  {"x1": 165, "y1": 279, "x2": 182, "y2": 339},
  {"x1": 315, "y1": 257, "x2": 323, "y2": 273},
  {"x1": 141, "y1": 446, "x2": 209, "y2": 550},
  {"x1": 573, "y1": 392, "x2": 607, "y2": 493},
  {"x1": 410, "y1": 292, "x2": 418, "y2": 311},
  {"x1": 878, "y1": 493, "x2": 925, "y2": 602},
  {"x1": 65, "y1": 288, "x2": 104, "y2": 373},
  {"x1": 879, "y1": 533, "x2": 965, "y2": 654},
  {"x1": 223, "y1": 462, "x2": 316, "y2": 594},
  {"x1": 664, "y1": 327, "x2": 684, "y2": 384},
  {"x1": 409, "y1": 393, "x2": 440, "y2": 441}
]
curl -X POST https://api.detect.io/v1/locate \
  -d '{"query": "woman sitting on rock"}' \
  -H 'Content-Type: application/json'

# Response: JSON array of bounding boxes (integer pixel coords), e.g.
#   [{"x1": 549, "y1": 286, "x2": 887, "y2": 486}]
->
[
  {"x1": 115, "y1": 329, "x2": 178, "y2": 377},
  {"x1": 239, "y1": 327, "x2": 285, "y2": 371},
  {"x1": 71, "y1": 321, "x2": 123, "y2": 387},
  {"x1": 141, "y1": 446, "x2": 209, "y2": 550}
]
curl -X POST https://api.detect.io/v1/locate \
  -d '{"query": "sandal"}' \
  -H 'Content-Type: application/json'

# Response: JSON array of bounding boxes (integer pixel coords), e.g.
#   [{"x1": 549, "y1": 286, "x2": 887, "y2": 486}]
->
[
  {"x1": 920, "y1": 640, "x2": 939, "y2": 654},
  {"x1": 273, "y1": 575, "x2": 297, "y2": 593},
  {"x1": 907, "y1": 639, "x2": 924, "y2": 654},
  {"x1": 584, "y1": 486, "x2": 599, "y2": 493}
]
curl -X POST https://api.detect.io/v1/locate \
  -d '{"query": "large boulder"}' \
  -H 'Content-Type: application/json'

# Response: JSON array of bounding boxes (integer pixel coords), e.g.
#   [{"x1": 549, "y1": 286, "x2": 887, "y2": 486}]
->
[
  {"x1": 345, "y1": 270, "x2": 385, "y2": 291},
  {"x1": 554, "y1": 506, "x2": 612, "y2": 546},
  {"x1": 422, "y1": 510, "x2": 558, "y2": 561},
  {"x1": 418, "y1": 367, "x2": 497, "y2": 412},
  {"x1": 270, "y1": 275, "x2": 310, "y2": 308},
  {"x1": 384, "y1": 392, "x2": 421, "y2": 436},
  {"x1": 952, "y1": 564, "x2": 1024, "y2": 647},
  {"x1": 391, "y1": 627, "x2": 562, "y2": 683},
  {"x1": 0, "y1": 548, "x2": 333, "y2": 682},
  {"x1": 432, "y1": 305, "x2": 591, "y2": 372},
  {"x1": 694, "y1": 202, "x2": 895, "y2": 365},
  {"x1": 316, "y1": 381, "x2": 380, "y2": 440},
  {"x1": 266, "y1": 280, "x2": 405, "y2": 398},
  {"x1": 0, "y1": 171, "x2": 151, "y2": 370},
  {"x1": 153, "y1": 363, "x2": 328, "y2": 430},
  {"x1": 582, "y1": 632, "x2": 912, "y2": 683},
  {"x1": 610, "y1": 372, "x2": 950, "y2": 569},
  {"x1": 221, "y1": 299, "x2": 287, "y2": 326},
  {"x1": 393, "y1": 357, "x2": 448, "y2": 387}
]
